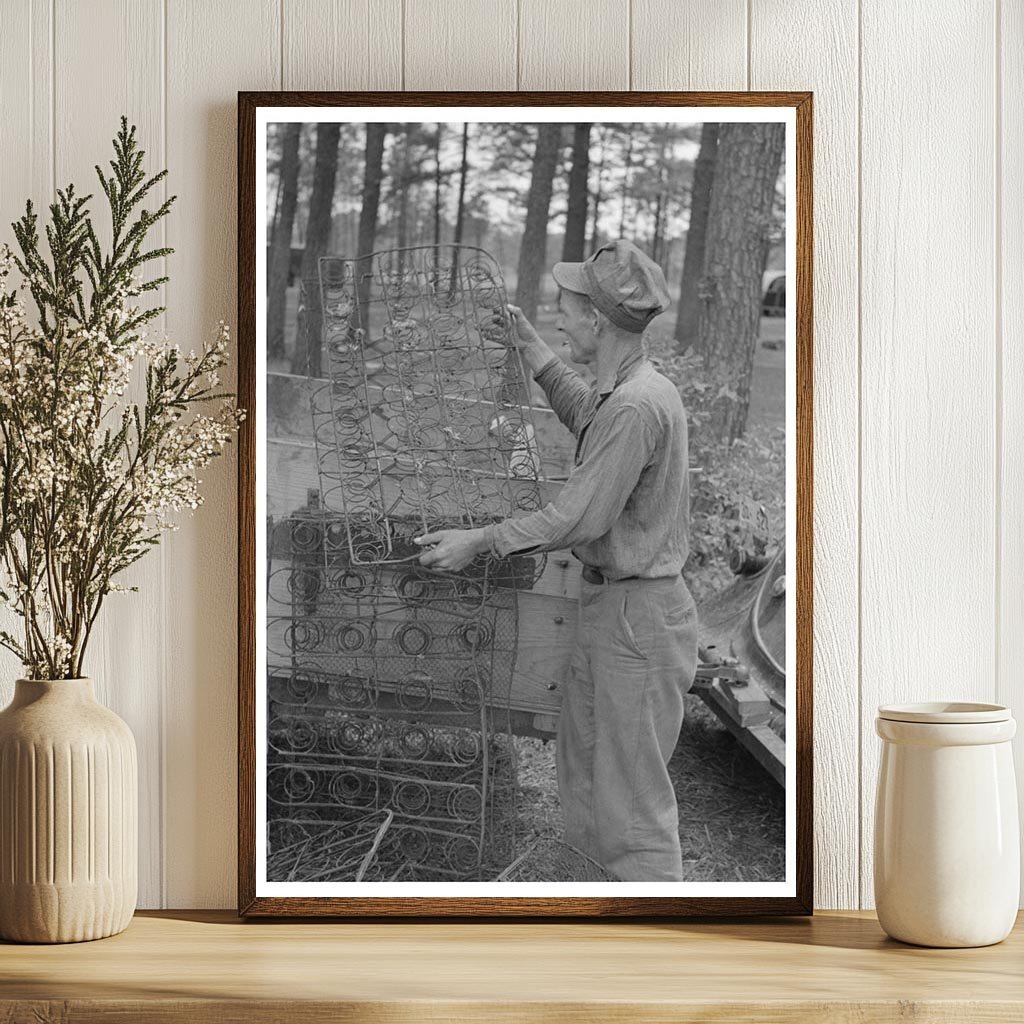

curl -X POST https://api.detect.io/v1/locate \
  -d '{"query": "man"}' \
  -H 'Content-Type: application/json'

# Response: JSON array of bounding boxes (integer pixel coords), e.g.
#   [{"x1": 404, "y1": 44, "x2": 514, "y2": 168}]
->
[{"x1": 414, "y1": 239, "x2": 698, "y2": 881}]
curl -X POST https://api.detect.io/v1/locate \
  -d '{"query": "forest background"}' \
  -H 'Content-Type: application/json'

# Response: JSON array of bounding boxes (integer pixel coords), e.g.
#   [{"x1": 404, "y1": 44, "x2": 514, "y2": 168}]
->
[{"x1": 265, "y1": 119, "x2": 788, "y2": 600}]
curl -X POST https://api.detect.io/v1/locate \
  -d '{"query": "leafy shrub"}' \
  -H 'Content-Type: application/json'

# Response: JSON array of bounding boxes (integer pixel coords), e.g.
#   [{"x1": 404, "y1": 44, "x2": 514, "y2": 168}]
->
[{"x1": 646, "y1": 333, "x2": 785, "y2": 602}]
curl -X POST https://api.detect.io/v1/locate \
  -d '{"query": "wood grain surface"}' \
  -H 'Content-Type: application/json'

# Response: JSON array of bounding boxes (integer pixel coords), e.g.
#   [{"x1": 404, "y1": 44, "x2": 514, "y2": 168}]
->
[
  {"x1": 0, "y1": 0, "x2": 1018, "y2": 914},
  {"x1": 283, "y1": 0, "x2": 402, "y2": 92},
  {"x1": 404, "y1": 0, "x2": 517, "y2": 91},
  {"x1": 750, "y1": 0, "x2": 860, "y2": 912},
  {"x1": 1000, "y1": 0, "x2": 1024, "y2": 916},
  {"x1": 164, "y1": 0, "x2": 280, "y2": 909},
  {"x1": 857, "y1": 2, "x2": 999, "y2": 909},
  {"x1": 1, "y1": 910, "x2": 1023, "y2": 1023},
  {"x1": 51, "y1": 0, "x2": 167, "y2": 912},
  {"x1": 518, "y1": 0, "x2": 629, "y2": 90},
  {"x1": 632, "y1": 0, "x2": 747, "y2": 91}
]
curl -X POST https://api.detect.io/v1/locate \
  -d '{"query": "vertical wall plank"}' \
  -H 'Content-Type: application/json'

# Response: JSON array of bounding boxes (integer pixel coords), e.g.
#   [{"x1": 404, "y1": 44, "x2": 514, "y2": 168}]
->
[
  {"x1": 518, "y1": 0, "x2": 629, "y2": 90},
  {"x1": 164, "y1": 0, "x2": 280, "y2": 908},
  {"x1": 860, "y1": 0, "x2": 997, "y2": 908},
  {"x1": 0, "y1": 0, "x2": 1014, "y2": 913},
  {"x1": 750, "y1": 1, "x2": 860, "y2": 910},
  {"x1": 404, "y1": 0, "x2": 516, "y2": 90},
  {"x1": 283, "y1": 0, "x2": 402, "y2": 90},
  {"x1": 0, "y1": 1, "x2": 52, "y2": 699},
  {"x1": 53, "y1": 0, "x2": 166, "y2": 909},
  {"x1": 632, "y1": 0, "x2": 747, "y2": 91},
  {"x1": 1000, "y1": 0, "x2": 1024, "y2": 904},
  {"x1": 0, "y1": 0, "x2": 52, "y2": 227}
]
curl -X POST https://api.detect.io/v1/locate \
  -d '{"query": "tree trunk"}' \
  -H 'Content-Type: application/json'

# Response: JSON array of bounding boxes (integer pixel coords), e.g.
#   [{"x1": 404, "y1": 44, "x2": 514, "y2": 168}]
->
[
  {"x1": 618, "y1": 125, "x2": 634, "y2": 239},
  {"x1": 515, "y1": 123, "x2": 562, "y2": 322},
  {"x1": 348, "y1": 122, "x2": 387, "y2": 350},
  {"x1": 675, "y1": 122, "x2": 719, "y2": 352},
  {"x1": 450, "y1": 123, "x2": 471, "y2": 292},
  {"x1": 588, "y1": 126, "x2": 605, "y2": 251},
  {"x1": 395, "y1": 127, "x2": 412, "y2": 254},
  {"x1": 562, "y1": 123, "x2": 591, "y2": 262},
  {"x1": 267, "y1": 122, "x2": 301, "y2": 361},
  {"x1": 291, "y1": 122, "x2": 340, "y2": 377},
  {"x1": 453, "y1": 124, "x2": 470, "y2": 244},
  {"x1": 433, "y1": 123, "x2": 443, "y2": 247},
  {"x1": 697, "y1": 122, "x2": 785, "y2": 443},
  {"x1": 650, "y1": 129, "x2": 670, "y2": 264}
]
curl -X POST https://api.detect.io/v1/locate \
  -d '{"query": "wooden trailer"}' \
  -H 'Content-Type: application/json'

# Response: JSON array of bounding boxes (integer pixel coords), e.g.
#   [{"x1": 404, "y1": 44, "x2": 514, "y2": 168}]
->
[{"x1": 269, "y1": 370, "x2": 786, "y2": 788}]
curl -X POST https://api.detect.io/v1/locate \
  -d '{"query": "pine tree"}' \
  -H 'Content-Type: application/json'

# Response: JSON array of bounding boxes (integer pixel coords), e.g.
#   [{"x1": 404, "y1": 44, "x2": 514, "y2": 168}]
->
[
  {"x1": 676, "y1": 122, "x2": 719, "y2": 352},
  {"x1": 292, "y1": 122, "x2": 341, "y2": 377},
  {"x1": 698, "y1": 122, "x2": 785, "y2": 443},
  {"x1": 515, "y1": 123, "x2": 562, "y2": 322}
]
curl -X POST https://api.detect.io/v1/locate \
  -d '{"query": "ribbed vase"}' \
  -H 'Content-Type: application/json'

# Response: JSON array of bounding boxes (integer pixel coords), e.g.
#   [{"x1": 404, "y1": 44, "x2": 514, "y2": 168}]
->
[{"x1": 0, "y1": 678, "x2": 137, "y2": 943}]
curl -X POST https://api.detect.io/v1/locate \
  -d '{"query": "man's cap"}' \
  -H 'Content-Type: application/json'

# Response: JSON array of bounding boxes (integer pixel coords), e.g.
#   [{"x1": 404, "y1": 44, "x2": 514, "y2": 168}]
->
[{"x1": 552, "y1": 239, "x2": 672, "y2": 334}]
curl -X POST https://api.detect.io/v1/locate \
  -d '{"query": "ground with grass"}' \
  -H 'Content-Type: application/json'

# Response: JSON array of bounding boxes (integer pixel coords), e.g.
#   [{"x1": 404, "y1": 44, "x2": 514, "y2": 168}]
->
[{"x1": 512, "y1": 690, "x2": 785, "y2": 882}]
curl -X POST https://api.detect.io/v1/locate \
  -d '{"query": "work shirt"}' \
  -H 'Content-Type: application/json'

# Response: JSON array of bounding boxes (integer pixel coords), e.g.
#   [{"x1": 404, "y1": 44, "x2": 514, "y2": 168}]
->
[{"x1": 485, "y1": 346, "x2": 690, "y2": 579}]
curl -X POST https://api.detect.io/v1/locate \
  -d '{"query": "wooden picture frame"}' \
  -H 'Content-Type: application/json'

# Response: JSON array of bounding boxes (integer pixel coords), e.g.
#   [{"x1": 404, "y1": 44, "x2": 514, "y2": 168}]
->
[{"x1": 238, "y1": 91, "x2": 813, "y2": 917}]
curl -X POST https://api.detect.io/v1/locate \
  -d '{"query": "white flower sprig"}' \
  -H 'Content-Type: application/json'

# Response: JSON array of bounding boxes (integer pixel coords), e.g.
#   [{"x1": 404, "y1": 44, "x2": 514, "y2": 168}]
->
[{"x1": 0, "y1": 117, "x2": 242, "y2": 679}]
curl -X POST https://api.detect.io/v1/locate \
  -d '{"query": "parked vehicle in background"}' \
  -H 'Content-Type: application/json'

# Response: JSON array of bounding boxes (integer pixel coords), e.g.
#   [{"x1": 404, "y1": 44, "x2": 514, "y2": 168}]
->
[{"x1": 762, "y1": 271, "x2": 786, "y2": 316}]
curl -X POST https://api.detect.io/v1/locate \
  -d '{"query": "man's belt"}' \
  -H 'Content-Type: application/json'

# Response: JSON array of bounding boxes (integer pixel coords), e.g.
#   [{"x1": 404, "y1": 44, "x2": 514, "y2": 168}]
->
[{"x1": 581, "y1": 565, "x2": 640, "y2": 585}]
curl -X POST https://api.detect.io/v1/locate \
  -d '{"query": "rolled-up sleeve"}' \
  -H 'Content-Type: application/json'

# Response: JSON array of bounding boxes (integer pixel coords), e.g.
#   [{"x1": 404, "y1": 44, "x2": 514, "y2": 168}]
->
[
  {"x1": 487, "y1": 403, "x2": 653, "y2": 557},
  {"x1": 533, "y1": 356, "x2": 592, "y2": 437}
]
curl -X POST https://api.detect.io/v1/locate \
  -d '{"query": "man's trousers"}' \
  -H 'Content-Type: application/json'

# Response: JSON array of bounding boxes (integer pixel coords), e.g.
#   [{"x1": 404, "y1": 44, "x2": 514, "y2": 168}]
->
[{"x1": 556, "y1": 573, "x2": 699, "y2": 881}]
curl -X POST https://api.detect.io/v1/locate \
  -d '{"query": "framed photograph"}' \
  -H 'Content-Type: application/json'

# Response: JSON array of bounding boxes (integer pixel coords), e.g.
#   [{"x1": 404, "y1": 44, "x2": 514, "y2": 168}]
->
[{"x1": 237, "y1": 91, "x2": 812, "y2": 916}]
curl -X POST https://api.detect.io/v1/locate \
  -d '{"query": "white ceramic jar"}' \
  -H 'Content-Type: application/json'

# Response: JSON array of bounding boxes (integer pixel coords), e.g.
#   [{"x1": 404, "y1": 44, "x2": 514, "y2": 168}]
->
[{"x1": 874, "y1": 701, "x2": 1019, "y2": 947}]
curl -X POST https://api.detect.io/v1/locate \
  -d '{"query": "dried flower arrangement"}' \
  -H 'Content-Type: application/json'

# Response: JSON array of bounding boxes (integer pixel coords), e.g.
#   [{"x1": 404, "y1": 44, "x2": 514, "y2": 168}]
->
[{"x1": 0, "y1": 117, "x2": 242, "y2": 679}]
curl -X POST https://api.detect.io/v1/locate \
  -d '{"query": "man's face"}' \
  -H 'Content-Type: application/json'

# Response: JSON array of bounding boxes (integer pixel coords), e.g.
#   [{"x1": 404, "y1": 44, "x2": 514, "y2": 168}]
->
[{"x1": 555, "y1": 288, "x2": 599, "y2": 364}]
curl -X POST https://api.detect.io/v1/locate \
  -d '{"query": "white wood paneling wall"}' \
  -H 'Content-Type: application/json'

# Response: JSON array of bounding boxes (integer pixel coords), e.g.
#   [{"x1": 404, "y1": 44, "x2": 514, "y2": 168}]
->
[{"x1": 0, "y1": 0, "x2": 1017, "y2": 910}]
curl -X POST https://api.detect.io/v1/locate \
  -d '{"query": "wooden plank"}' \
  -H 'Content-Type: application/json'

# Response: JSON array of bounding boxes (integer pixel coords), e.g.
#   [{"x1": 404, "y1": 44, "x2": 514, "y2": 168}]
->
[
  {"x1": 708, "y1": 677, "x2": 772, "y2": 727},
  {"x1": 52, "y1": 0, "x2": 166, "y2": 909},
  {"x1": 859, "y1": 1, "x2": 998, "y2": 908},
  {"x1": 163, "y1": 0, "x2": 280, "y2": 908},
  {"x1": 6, "y1": 998, "x2": 1024, "y2": 1024},
  {"x1": 1000, "y1": 0, "x2": 1024, "y2": 905},
  {"x1": 0, "y1": 0, "x2": 51, "y2": 238},
  {"x1": 403, "y1": 0, "x2": 516, "y2": 90},
  {"x1": 530, "y1": 550, "x2": 581, "y2": 600},
  {"x1": 750, "y1": 0, "x2": 860, "y2": 908},
  {"x1": 631, "y1": 0, "x2": 747, "y2": 90},
  {"x1": 697, "y1": 683, "x2": 787, "y2": 787},
  {"x1": 512, "y1": 591, "x2": 574, "y2": 714},
  {"x1": 3, "y1": 910, "x2": 1024, "y2": 1019},
  {"x1": 518, "y1": 0, "x2": 629, "y2": 90},
  {"x1": 283, "y1": 0, "x2": 402, "y2": 90},
  {"x1": 0, "y1": 1, "x2": 53, "y2": 703}
]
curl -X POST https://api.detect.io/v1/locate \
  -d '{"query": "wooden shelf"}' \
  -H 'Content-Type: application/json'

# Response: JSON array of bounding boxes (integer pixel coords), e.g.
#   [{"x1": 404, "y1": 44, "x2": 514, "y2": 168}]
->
[{"x1": 2, "y1": 910, "x2": 1022, "y2": 1022}]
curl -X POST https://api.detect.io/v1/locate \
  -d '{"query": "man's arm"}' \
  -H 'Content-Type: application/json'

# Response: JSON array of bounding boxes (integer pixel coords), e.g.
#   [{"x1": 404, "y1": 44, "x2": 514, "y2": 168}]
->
[
  {"x1": 532, "y1": 358, "x2": 592, "y2": 437},
  {"x1": 485, "y1": 402, "x2": 654, "y2": 557},
  {"x1": 507, "y1": 304, "x2": 591, "y2": 436}
]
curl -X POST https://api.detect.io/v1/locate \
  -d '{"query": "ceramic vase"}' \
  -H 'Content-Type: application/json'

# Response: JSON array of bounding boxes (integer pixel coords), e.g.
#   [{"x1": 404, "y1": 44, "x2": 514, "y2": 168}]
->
[
  {"x1": 0, "y1": 678, "x2": 137, "y2": 943},
  {"x1": 874, "y1": 701, "x2": 1019, "y2": 947}
]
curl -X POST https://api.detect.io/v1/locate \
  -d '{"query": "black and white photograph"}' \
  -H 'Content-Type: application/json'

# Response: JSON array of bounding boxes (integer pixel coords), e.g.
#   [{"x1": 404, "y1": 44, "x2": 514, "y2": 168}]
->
[{"x1": 247, "y1": 100, "x2": 803, "y2": 905}]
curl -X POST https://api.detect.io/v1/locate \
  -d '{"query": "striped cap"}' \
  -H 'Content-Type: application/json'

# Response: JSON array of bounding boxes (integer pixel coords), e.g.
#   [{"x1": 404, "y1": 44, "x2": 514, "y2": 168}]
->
[{"x1": 552, "y1": 239, "x2": 671, "y2": 334}]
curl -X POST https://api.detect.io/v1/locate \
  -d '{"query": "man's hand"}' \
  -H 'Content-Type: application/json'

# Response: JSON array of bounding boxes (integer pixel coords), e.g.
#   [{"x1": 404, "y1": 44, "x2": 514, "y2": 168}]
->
[
  {"x1": 506, "y1": 303, "x2": 556, "y2": 374},
  {"x1": 414, "y1": 527, "x2": 489, "y2": 572},
  {"x1": 506, "y1": 303, "x2": 543, "y2": 350}
]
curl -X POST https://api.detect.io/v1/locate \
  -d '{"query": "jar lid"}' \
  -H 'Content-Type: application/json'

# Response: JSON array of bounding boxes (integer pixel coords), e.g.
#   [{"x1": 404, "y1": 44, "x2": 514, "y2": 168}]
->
[{"x1": 877, "y1": 701, "x2": 1011, "y2": 724}]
